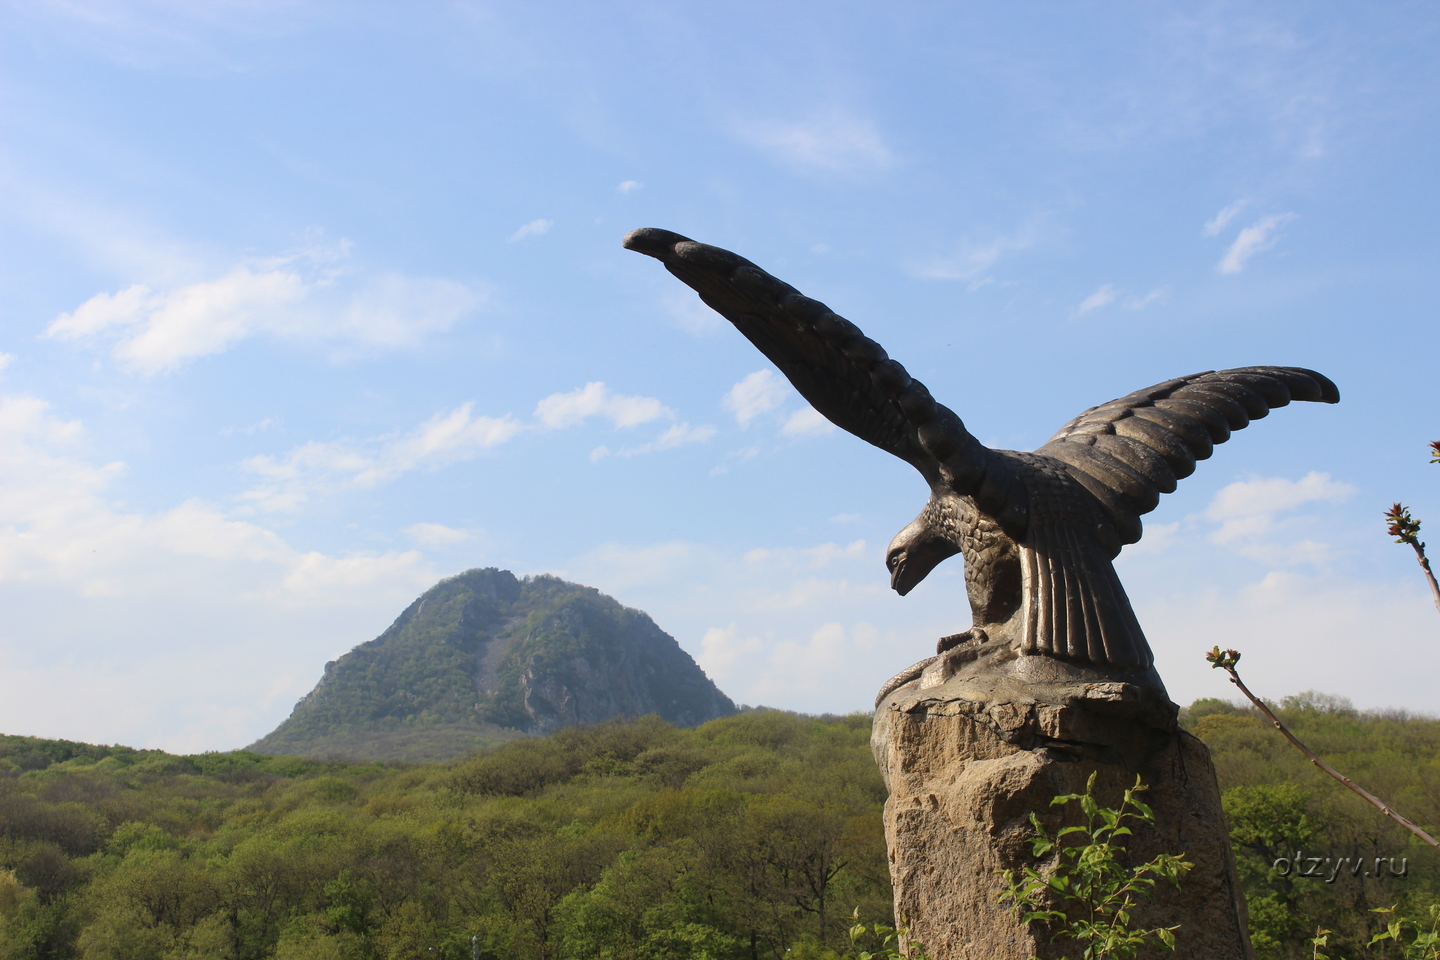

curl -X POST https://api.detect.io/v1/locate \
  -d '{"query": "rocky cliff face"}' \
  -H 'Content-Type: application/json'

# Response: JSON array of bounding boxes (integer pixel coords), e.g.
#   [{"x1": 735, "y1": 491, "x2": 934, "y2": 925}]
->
[{"x1": 250, "y1": 568, "x2": 737, "y2": 760}]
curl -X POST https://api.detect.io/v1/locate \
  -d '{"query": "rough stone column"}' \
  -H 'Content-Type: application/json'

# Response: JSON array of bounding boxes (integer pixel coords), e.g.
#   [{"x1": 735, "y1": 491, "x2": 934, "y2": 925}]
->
[{"x1": 872, "y1": 671, "x2": 1253, "y2": 960}]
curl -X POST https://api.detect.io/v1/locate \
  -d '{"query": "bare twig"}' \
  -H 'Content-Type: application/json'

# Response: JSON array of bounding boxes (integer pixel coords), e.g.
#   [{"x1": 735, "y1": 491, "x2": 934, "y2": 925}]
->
[
  {"x1": 1385, "y1": 502, "x2": 1440, "y2": 617},
  {"x1": 1205, "y1": 647, "x2": 1440, "y2": 852}
]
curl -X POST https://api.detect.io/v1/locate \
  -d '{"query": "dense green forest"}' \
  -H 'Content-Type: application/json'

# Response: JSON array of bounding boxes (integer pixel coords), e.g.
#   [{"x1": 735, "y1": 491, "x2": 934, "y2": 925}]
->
[
  {"x1": 1185, "y1": 693, "x2": 1440, "y2": 958},
  {"x1": 0, "y1": 712, "x2": 889, "y2": 960},
  {"x1": 2, "y1": 698, "x2": 1438, "y2": 960}
]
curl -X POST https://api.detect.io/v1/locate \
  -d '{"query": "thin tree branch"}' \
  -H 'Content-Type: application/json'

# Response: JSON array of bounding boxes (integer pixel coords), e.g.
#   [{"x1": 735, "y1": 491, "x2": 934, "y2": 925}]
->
[
  {"x1": 1408, "y1": 538, "x2": 1440, "y2": 618},
  {"x1": 1206, "y1": 647, "x2": 1440, "y2": 853}
]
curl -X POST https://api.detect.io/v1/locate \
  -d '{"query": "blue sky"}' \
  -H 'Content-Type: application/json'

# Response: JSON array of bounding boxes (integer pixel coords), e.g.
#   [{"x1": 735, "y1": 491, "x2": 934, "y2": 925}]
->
[{"x1": 1, "y1": 1, "x2": 1437, "y2": 752}]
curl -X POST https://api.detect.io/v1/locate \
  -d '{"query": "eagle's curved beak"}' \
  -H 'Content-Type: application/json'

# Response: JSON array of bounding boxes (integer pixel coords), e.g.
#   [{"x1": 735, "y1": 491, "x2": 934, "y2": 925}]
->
[{"x1": 886, "y1": 521, "x2": 961, "y2": 596}]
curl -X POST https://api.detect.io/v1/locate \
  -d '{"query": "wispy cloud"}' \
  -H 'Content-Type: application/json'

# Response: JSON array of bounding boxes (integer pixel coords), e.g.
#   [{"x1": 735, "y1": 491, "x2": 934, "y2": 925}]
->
[
  {"x1": 0, "y1": 388, "x2": 432, "y2": 602},
  {"x1": 1076, "y1": 284, "x2": 1170, "y2": 316},
  {"x1": 1202, "y1": 471, "x2": 1354, "y2": 564},
  {"x1": 617, "y1": 180, "x2": 643, "y2": 194},
  {"x1": 534, "y1": 381, "x2": 672, "y2": 429},
  {"x1": 591, "y1": 422, "x2": 717, "y2": 460},
  {"x1": 743, "y1": 539, "x2": 867, "y2": 569},
  {"x1": 241, "y1": 380, "x2": 698, "y2": 510},
  {"x1": 1076, "y1": 284, "x2": 1118, "y2": 315},
  {"x1": 1124, "y1": 287, "x2": 1170, "y2": 309},
  {"x1": 723, "y1": 370, "x2": 789, "y2": 426},
  {"x1": 1203, "y1": 200, "x2": 1250, "y2": 237},
  {"x1": 1218, "y1": 213, "x2": 1297, "y2": 274},
  {"x1": 628, "y1": 422, "x2": 716, "y2": 453},
  {"x1": 240, "y1": 403, "x2": 524, "y2": 512},
  {"x1": 559, "y1": 535, "x2": 926, "y2": 712},
  {"x1": 507, "y1": 218, "x2": 553, "y2": 242},
  {"x1": 221, "y1": 417, "x2": 278, "y2": 437},
  {"x1": 781, "y1": 406, "x2": 834, "y2": 436},
  {"x1": 697, "y1": 624, "x2": 763, "y2": 680},
  {"x1": 403, "y1": 522, "x2": 476, "y2": 546},
  {"x1": 910, "y1": 219, "x2": 1044, "y2": 288},
  {"x1": 0, "y1": 387, "x2": 444, "y2": 750},
  {"x1": 9, "y1": 0, "x2": 320, "y2": 71},
  {"x1": 735, "y1": 107, "x2": 894, "y2": 175},
  {"x1": 46, "y1": 241, "x2": 484, "y2": 373},
  {"x1": 662, "y1": 290, "x2": 724, "y2": 336}
]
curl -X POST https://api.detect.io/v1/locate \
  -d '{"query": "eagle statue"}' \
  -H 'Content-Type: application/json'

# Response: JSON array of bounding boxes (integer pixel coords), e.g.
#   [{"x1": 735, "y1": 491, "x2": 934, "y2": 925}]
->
[{"x1": 623, "y1": 228, "x2": 1338, "y2": 701}]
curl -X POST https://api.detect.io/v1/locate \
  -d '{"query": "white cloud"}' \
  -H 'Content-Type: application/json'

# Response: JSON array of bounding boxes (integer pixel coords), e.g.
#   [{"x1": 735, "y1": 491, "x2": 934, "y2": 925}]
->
[
  {"x1": 221, "y1": 417, "x2": 277, "y2": 436},
  {"x1": 1120, "y1": 520, "x2": 1181, "y2": 557},
  {"x1": 698, "y1": 624, "x2": 763, "y2": 680},
  {"x1": 910, "y1": 220, "x2": 1043, "y2": 288},
  {"x1": 751, "y1": 621, "x2": 884, "y2": 699},
  {"x1": 735, "y1": 108, "x2": 894, "y2": 175},
  {"x1": 403, "y1": 522, "x2": 475, "y2": 546},
  {"x1": 1203, "y1": 472, "x2": 1354, "y2": 544},
  {"x1": 1203, "y1": 200, "x2": 1250, "y2": 237},
  {"x1": 1144, "y1": 569, "x2": 1440, "y2": 716},
  {"x1": 46, "y1": 243, "x2": 484, "y2": 373},
  {"x1": 1076, "y1": 284, "x2": 1118, "y2": 315},
  {"x1": 563, "y1": 540, "x2": 699, "y2": 591},
  {"x1": 508, "y1": 218, "x2": 553, "y2": 242},
  {"x1": 755, "y1": 576, "x2": 881, "y2": 611},
  {"x1": 275, "y1": 549, "x2": 427, "y2": 606},
  {"x1": 708, "y1": 445, "x2": 761, "y2": 475},
  {"x1": 782, "y1": 406, "x2": 835, "y2": 436},
  {"x1": 723, "y1": 370, "x2": 789, "y2": 426},
  {"x1": 1163, "y1": 471, "x2": 1359, "y2": 568},
  {"x1": 534, "y1": 381, "x2": 673, "y2": 430},
  {"x1": 662, "y1": 290, "x2": 724, "y2": 336},
  {"x1": 336, "y1": 272, "x2": 483, "y2": 347},
  {"x1": 773, "y1": 622, "x2": 849, "y2": 671},
  {"x1": 562, "y1": 534, "x2": 958, "y2": 713},
  {"x1": 744, "y1": 540, "x2": 868, "y2": 569},
  {"x1": 1124, "y1": 287, "x2": 1170, "y2": 309},
  {"x1": 240, "y1": 403, "x2": 523, "y2": 511},
  {"x1": 611, "y1": 422, "x2": 717, "y2": 458},
  {"x1": 0, "y1": 384, "x2": 449, "y2": 749},
  {"x1": 9, "y1": 0, "x2": 319, "y2": 71},
  {"x1": 242, "y1": 382, "x2": 697, "y2": 512},
  {"x1": 617, "y1": 180, "x2": 643, "y2": 193},
  {"x1": 1218, "y1": 213, "x2": 1298, "y2": 274},
  {"x1": 0, "y1": 353, "x2": 12, "y2": 376},
  {"x1": 1077, "y1": 284, "x2": 1170, "y2": 316}
]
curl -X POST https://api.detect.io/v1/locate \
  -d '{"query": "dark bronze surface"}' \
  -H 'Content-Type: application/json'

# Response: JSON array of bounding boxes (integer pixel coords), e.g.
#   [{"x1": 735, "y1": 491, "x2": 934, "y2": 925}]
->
[{"x1": 624, "y1": 227, "x2": 1338, "y2": 695}]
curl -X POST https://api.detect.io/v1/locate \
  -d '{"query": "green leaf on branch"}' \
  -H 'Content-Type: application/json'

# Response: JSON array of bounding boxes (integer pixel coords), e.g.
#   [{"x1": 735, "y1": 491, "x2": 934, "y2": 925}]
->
[{"x1": 998, "y1": 774, "x2": 1192, "y2": 959}]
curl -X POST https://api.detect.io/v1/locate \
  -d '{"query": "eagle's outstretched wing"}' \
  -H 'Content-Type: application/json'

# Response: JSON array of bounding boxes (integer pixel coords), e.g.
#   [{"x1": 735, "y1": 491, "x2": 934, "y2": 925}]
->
[
  {"x1": 1037, "y1": 368, "x2": 1340, "y2": 547},
  {"x1": 623, "y1": 228, "x2": 1339, "y2": 555},
  {"x1": 623, "y1": 227, "x2": 1031, "y2": 537}
]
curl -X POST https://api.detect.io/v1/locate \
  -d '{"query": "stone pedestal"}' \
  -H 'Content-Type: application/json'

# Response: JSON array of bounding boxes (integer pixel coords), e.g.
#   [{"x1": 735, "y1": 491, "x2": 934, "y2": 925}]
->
[{"x1": 872, "y1": 668, "x2": 1253, "y2": 960}]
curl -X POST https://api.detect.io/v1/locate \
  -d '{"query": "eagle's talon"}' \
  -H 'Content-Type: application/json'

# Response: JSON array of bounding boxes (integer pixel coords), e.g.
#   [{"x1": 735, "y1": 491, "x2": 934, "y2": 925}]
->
[{"x1": 937, "y1": 628, "x2": 987, "y2": 654}]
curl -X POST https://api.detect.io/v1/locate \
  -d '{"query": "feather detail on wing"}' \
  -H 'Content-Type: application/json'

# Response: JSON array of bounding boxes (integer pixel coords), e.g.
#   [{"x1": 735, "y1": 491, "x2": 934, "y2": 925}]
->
[
  {"x1": 1036, "y1": 367, "x2": 1340, "y2": 549},
  {"x1": 623, "y1": 227, "x2": 1031, "y2": 537},
  {"x1": 1020, "y1": 520, "x2": 1151, "y2": 669}
]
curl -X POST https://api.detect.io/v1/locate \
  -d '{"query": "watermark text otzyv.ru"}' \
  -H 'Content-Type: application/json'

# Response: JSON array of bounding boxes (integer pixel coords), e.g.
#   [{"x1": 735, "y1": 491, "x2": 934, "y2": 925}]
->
[{"x1": 1272, "y1": 850, "x2": 1409, "y2": 883}]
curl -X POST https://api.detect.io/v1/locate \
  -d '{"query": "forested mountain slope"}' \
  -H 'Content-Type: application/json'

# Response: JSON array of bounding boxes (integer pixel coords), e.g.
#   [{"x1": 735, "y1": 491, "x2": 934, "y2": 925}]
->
[{"x1": 249, "y1": 568, "x2": 737, "y2": 761}]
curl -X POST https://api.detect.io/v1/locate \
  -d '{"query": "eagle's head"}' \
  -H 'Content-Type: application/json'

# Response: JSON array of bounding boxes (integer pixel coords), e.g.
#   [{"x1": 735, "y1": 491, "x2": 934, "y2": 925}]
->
[{"x1": 885, "y1": 495, "x2": 963, "y2": 596}]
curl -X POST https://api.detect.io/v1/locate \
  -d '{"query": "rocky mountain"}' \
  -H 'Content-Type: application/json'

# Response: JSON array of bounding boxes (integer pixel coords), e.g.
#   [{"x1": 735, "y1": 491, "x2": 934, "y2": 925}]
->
[{"x1": 249, "y1": 568, "x2": 737, "y2": 761}]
